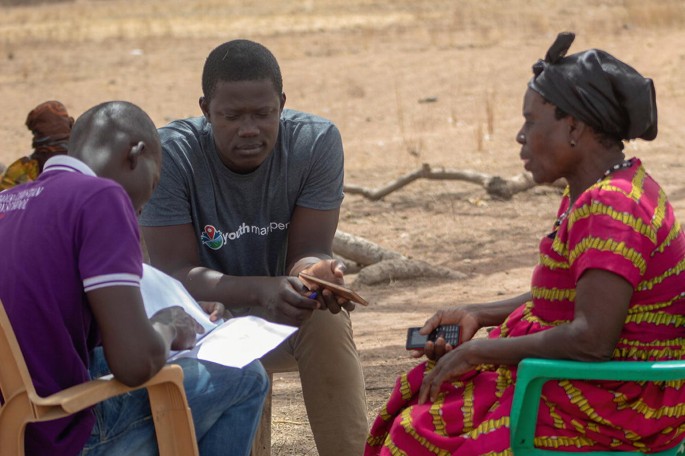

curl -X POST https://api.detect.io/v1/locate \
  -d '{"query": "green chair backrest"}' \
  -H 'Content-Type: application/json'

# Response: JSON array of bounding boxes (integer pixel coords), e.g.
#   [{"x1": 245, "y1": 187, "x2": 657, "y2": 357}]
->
[{"x1": 510, "y1": 358, "x2": 685, "y2": 455}]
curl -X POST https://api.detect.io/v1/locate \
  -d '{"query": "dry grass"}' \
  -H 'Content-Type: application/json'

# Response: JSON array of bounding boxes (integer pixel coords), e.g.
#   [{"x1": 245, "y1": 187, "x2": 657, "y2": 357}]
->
[{"x1": 1, "y1": 0, "x2": 684, "y2": 45}]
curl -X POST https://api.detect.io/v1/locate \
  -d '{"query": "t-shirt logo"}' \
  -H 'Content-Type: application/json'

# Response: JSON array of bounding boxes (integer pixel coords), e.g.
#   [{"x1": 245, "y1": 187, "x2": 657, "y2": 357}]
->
[{"x1": 201, "y1": 224, "x2": 224, "y2": 250}]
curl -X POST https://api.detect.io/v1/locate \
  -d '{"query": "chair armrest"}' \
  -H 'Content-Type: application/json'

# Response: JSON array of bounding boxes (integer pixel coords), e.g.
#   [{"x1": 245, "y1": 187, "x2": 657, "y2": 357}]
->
[
  {"x1": 30, "y1": 364, "x2": 198, "y2": 455},
  {"x1": 31, "y1": 365, "x2": 185, "y2": 414},
  {"x1": 510, "y1": 359, "x2": 685, "y2": 452},
  {"x1": 517, "y1": 358, "x2": 685, "y2": 382}
]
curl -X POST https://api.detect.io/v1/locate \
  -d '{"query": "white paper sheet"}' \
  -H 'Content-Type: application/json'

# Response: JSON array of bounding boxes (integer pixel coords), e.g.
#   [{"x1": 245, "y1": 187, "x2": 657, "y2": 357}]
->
[
  {"x1": 140, "y1": 264, "x2": 217, "y2": 333},
  {"x1": 140, "y1": 264, "x2": 297, "y2": 368},
  {"x1": 169, "y1": 316, "x2": 298, "y2": 368}
]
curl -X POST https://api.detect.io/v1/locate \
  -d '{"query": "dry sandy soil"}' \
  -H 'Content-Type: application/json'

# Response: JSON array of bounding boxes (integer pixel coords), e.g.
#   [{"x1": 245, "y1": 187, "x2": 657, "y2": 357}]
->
[{"x1": 2, "y1": 0, "x2": 685, "y2": 454}]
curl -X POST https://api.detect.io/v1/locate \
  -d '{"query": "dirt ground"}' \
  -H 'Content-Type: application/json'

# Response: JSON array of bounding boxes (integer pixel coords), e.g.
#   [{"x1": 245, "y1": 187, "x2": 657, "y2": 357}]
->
[{"x1": 2, "y1": 0, "x2": 685, "y2": 454}]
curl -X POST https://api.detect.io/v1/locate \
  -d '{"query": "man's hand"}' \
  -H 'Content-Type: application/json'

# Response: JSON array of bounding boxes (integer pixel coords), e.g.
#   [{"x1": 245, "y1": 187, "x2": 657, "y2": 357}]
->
[
  {"x1": 198, "y1": 300, "x2": 225, "y2": 322},
  {"x1": 150, "y1": 306, "x2": 204, "y2": 350},
  {"x1": 299, "y1": 259, "x2": 355, "y2": 313},
  {"x1": 255, "y1": 276, "x2": 320, "y2": 326}
]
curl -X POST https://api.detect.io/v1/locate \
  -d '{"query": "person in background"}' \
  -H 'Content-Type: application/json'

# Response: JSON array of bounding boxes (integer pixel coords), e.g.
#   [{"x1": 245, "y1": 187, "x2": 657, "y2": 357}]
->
[
  {"x1": 365, "y1": 32, "x2": 685, "y2": 455},
  {"x1": 139, "y1": 39, "x2": 369, "y2": 455},
  {"x1": 0, "y1": 100, "x2": 268, "y2": 456},
  {"x1": 0, "y1": 100, "x2": 74, "y2": 190}
]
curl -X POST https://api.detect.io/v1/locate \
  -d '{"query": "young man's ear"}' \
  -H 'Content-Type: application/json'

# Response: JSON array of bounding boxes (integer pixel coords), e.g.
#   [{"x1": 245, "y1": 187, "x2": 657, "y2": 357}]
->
[
  {"x1": 280, "y1": 92, "x2": 287, "y2": 111},
  {"x1": 128, "y1": 141, "x2": 145, "y2": 170},
  {"x1": 199, "y1": 96, "x2": 209, "y2": 120}
]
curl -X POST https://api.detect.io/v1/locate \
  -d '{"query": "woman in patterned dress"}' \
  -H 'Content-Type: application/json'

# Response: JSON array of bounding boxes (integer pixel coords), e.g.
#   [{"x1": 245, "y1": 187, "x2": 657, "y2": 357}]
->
[{"x1": 365, "y1": 32, "x2": 685, "y2": 455}]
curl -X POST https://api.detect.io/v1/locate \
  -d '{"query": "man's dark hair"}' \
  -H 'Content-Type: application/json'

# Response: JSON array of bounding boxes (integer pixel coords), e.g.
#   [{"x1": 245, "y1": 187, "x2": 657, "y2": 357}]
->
[{"x1": 202, "y1": 39, "x2": 283, "y2": 102}]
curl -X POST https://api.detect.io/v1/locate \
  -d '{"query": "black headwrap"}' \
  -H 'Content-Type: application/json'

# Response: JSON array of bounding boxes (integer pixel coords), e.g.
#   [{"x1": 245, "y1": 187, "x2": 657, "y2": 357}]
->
[{"x1": 529, "y1": 32, "x2": 658, "y2": 141}]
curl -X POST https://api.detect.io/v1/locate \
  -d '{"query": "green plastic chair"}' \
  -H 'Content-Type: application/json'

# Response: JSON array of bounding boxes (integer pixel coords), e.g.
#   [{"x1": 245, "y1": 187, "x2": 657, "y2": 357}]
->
[{"x1": 510, "y1": 358, "x2": 685, "y2": 455}]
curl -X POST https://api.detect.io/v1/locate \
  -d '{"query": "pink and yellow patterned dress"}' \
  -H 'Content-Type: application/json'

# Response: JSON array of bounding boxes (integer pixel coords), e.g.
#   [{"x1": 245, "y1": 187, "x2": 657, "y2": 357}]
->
[{"x1": 365, "y1": 158, "x2": 685, "y2": 455}]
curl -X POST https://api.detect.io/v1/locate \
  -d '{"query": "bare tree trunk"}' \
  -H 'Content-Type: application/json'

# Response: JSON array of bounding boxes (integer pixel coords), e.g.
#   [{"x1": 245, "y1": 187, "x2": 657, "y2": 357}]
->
[
  {"x1": 343, "y1": 163, "x2": 564, "y2": 200},
  {"x1": 355, "y1": 258, "x2": 465, "y2": 285},
  {"x1": 333, "y1": 230, "x2": 404, "y2": 265},
  {"x1": 333, "y1": 230, "x2": 464, "y2": 285}
]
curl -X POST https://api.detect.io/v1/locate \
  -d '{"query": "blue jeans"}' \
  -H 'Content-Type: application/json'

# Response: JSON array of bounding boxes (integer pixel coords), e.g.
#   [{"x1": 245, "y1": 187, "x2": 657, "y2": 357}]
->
[{"x1": 81, "y1": 348, "x2": 269, "y2": 456}]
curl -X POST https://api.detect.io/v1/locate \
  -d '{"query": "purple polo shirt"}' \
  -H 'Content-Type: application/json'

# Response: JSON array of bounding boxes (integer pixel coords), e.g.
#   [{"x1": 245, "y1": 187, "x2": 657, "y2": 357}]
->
[{"x1": 0, "y1": 156, "x2": 143, "y2": 455}]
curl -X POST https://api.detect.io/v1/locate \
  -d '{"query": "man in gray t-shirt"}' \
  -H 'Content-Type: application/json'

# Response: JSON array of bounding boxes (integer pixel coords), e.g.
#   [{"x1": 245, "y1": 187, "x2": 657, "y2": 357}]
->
[{"x1": 140, "y1": 39, "x2": 368, "y2": 455}]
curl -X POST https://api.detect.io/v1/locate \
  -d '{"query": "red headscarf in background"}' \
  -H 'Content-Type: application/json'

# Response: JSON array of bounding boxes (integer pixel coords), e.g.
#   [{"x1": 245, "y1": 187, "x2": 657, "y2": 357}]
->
[
  {"x1": 0, "y1": 101, "x2": 74, "y2": 190},
  {"x1": 25, "y1": 100, "x2": 75, "y2": 167}
]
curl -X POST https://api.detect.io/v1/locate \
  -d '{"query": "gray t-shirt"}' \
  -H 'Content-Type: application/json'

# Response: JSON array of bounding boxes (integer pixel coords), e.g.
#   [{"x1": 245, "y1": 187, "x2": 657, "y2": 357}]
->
[{"x1": 139, "y1": 109, "x2": 344, "y2": 276}]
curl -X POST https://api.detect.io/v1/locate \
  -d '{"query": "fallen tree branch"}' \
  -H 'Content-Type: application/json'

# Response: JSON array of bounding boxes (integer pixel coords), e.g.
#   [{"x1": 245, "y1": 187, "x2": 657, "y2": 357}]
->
[
  {"x1": 333, "y1": 230, "x2": 404, "y2": 265},
  {"x1": 333, "y1": 230, "x2": 464, "y2": 284},
  {"x1": 343, "y1": 163, "x2": 542, "y2": 200},
  {"x1": 355, "y1": 258, "x2": 466, "y2": 285},
  {"x1": 485, "y1": 172, "x2": 537, "y2": 200}
]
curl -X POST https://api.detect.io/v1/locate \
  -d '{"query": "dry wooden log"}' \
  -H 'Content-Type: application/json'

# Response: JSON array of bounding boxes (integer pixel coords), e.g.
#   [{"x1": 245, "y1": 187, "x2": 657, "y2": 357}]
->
[
  {"x1": 333, "y1": 230, "x2": 464, "y2": 284},
  {"x1": 343, "y1": 163, "x2": 539, "y2": 201},
  {"x1": 354, "y1": 258, "x2": 466, "y2": 285},
  {"x1": 333, "y1": 230, "x2": 404, "y2": 265},
  {"x1": 485, "y1": 172, "x2": 537, "y2": 200},
  {"x1": 333, "y1": 254, "x2": 363, "y2": 274}
]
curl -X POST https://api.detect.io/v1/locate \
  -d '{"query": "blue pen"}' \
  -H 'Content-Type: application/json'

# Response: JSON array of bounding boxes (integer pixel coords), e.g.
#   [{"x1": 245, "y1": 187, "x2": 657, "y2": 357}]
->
[{"x1": 307, "y1": 291, "x2": 318, "y2": 299}]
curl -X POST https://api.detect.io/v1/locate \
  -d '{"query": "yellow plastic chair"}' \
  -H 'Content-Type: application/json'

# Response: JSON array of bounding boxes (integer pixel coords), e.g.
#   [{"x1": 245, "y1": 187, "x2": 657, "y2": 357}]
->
[
  {"x1": 0, "y1": 299, "x2": 199, "y2": 456},
  {"x1": 510, "y1": 358, "x2": 685, "y2": 455}
]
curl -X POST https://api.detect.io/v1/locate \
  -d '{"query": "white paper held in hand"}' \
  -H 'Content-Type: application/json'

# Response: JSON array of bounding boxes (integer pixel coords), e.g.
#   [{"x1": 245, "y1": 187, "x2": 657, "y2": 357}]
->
[{"x1": 140, "y1": 264, "x2": 298, "y2": 368}]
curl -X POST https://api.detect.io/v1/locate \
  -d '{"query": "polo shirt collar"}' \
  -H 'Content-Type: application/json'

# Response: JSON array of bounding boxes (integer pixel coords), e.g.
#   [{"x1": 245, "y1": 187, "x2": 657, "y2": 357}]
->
[{"x1": 41, "y1": 155, "x2": 97, "y2": 177}]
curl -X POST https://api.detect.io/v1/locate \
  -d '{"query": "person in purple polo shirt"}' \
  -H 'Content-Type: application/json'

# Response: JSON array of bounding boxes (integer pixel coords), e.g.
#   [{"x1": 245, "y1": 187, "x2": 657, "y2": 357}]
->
[{"x1": 0, "y1": 101, "x2": 268, "y2": 456}]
